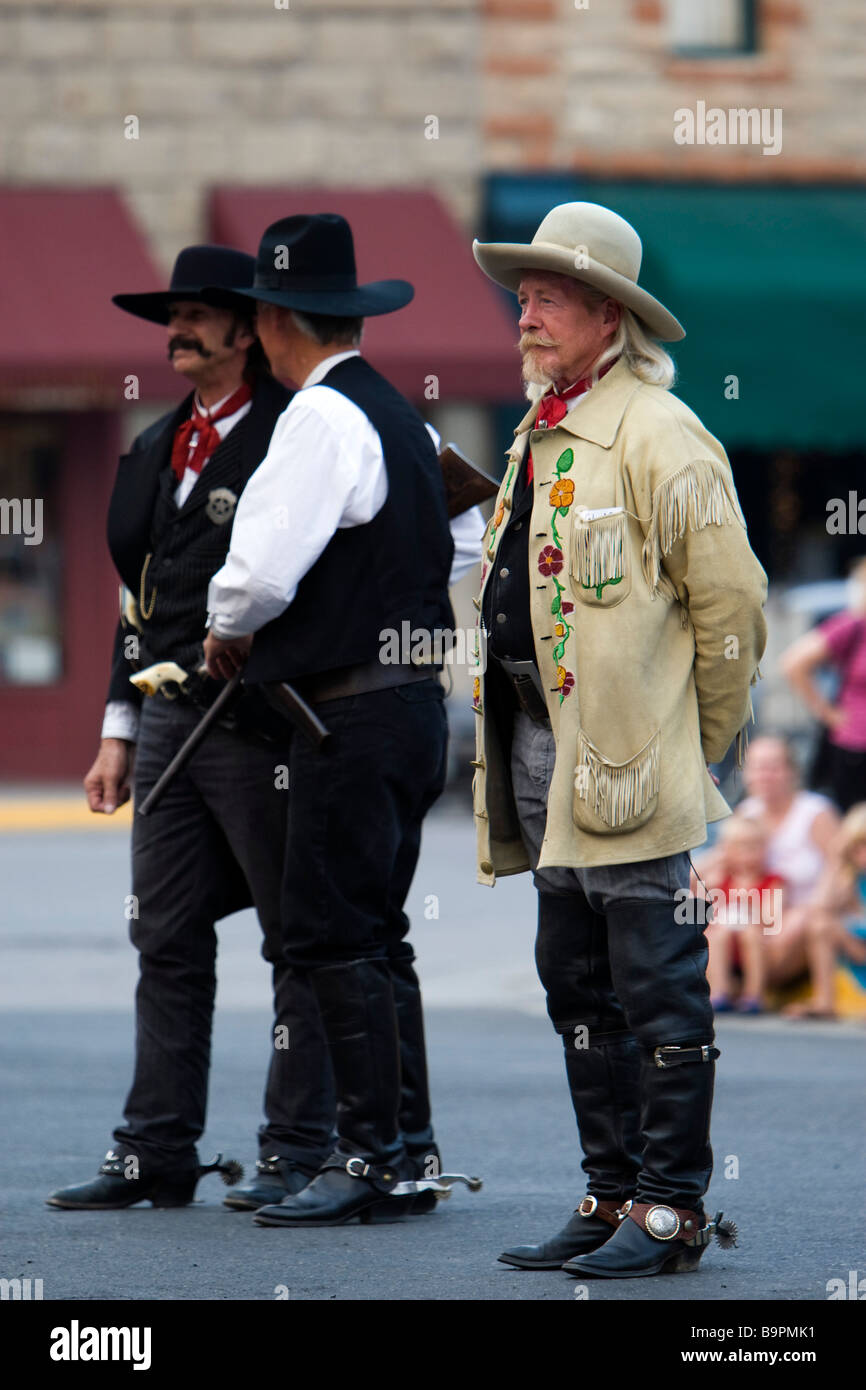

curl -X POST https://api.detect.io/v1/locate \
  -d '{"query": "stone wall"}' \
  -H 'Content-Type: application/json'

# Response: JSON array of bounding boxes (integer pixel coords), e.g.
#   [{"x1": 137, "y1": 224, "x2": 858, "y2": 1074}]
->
[
  {"x1": 0, "y1": 0, "x2": 862, "y2": 270},
  {"x1": 0, "y1": 0, "x2": 481, "y2": 269}
]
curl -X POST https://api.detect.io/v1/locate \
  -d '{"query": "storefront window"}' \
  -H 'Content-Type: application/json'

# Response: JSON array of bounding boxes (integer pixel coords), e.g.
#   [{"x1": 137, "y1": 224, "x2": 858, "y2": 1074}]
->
[
  {"x1": 0, "y1": 417, "x2": 63, "y2": 685},
  {"x1": 667, "y1": 0, "x2": 756, "y2": 55}
]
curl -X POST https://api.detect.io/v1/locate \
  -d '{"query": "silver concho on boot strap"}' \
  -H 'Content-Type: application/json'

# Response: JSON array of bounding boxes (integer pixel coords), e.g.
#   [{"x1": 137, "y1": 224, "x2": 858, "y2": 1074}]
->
[{"x1": 620, "y1": 1199, "x2": 738, "y2": 1248}]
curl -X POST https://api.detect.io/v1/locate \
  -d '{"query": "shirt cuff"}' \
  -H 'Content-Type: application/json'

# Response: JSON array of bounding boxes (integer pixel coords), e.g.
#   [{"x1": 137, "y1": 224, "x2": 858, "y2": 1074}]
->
[{"x1": 102, "y1": 701, "x2": 140, "y2": 743}]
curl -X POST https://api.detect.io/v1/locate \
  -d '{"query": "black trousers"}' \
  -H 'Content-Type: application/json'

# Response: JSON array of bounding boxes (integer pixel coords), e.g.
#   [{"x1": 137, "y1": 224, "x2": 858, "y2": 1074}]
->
[
  {"x1": 279, "y1": 680, "x2": 449, "y2": 970},
  {"x1": 114, "y1": 696, "x2": 333, "y2": 1174}
]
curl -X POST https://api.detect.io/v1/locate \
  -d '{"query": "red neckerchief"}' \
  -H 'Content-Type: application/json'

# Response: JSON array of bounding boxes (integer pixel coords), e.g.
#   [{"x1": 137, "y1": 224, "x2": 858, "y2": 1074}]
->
[
  {"x1": 170, "y1": 383, "x2": 252, "y2": 482},
  {"x1": 526, "y1": 357, "x2": 618, "y2": 483}
]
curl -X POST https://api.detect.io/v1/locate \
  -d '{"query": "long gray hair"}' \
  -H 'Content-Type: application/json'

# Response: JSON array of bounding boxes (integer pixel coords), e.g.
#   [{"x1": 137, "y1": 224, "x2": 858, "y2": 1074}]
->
[{"x1": 523, "y1": 281, "x2": 677, "y2": 401}]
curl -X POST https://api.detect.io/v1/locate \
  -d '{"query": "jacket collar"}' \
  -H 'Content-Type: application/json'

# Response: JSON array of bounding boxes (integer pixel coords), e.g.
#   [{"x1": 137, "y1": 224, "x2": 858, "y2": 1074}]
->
[{"x1": 513, "y1": 356, "x2": 643, "y2": 450}]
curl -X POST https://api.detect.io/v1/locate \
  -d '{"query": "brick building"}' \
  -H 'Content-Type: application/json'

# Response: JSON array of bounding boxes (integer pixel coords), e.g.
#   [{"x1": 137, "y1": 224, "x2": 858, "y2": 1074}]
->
[{"x1": 1, "y1": 0, "x2": 864, "y2": 774}]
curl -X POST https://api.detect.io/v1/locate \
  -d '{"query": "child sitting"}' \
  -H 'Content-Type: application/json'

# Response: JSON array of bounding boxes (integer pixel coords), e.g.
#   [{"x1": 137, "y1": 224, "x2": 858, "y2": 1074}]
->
[{"x1": 703, "y1": 815, "x2": 785, "y2": 1014}]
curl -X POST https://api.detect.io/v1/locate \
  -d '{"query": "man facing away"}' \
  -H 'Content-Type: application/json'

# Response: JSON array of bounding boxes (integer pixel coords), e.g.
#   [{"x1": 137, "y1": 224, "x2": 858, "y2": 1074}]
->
[{"x1": 203, "y1": 212, "x2": 481, "y2": 1226}]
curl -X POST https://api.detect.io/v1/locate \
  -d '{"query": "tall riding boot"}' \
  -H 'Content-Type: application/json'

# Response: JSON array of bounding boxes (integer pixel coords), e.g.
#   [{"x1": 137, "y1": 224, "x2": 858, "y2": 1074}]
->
[
  {"x1": 565, "y1": 899, "x2": 734, "y2": 1279},
  {"x1": 389, "y1": 954, "x2": 441, "y2": 1212},
  {"x1": 500, "y1": 893, "x2": 642, "y2": 1269},
  {"x1": 254, "y1": 958, "x2": 411, "y2": 1227},
  {"x1": 226, "y1": 963, "x2": 335, "y2": 1211}
]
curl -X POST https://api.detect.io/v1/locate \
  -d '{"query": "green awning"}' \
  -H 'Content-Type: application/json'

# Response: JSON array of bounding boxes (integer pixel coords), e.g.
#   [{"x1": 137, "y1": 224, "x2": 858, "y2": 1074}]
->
[{"x1": 483, "y1": 177, "x2": 866, "y2": 450}]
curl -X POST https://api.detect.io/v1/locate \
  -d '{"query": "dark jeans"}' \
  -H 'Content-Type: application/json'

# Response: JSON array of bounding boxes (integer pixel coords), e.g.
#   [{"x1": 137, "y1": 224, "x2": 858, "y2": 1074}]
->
[
  {"x1": 280, "y1": 680, "x2": 449, "y2": 970},
  {"x1": 114, "y1": 695, "x2": 334, "y2": 1174}
]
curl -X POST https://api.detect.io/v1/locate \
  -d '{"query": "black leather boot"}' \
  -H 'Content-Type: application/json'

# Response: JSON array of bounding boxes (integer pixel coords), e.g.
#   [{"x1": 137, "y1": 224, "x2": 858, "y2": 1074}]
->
[
  {"x1": 500, "y1": 894, "x2": 643, "y2": 1269},
  {"x1": 499, "y1": 1197, "x2": 626, "y2": 1270},
  {"x1": 563, "y1": 898, "x2": 728, "y2": 1279},
  {"x1": 46, "y1": 1151, "x2": 242, "y2": 1210},
  {"x1": 391, "y1": 955, "x2": 440, "y2": 1214},
  {"x1": 498, "y1": 1038, "x2": 642, "y2": 1267},
  {"x1": 254, "y1": 959, "x2": 411, "y2": 1227},
  {"x1": 223, "y1": 1155, "x2": 320, "y2": 1211},
  {"x1": 563, "y1": 1201, "x2": 737, "y2": 1278}
]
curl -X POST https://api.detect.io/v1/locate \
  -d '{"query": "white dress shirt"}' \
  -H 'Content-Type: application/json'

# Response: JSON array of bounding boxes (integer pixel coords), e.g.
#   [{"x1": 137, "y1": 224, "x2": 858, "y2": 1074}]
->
[
  {"x1": 103, "y1": 354, "x2": 484, "y2": 740},
  {"x1": 206, "y1": 350, "x2": 483, "y2": 639},
  {"x1": 174, "y1": 389, "x2": 253, "y2": 506}
]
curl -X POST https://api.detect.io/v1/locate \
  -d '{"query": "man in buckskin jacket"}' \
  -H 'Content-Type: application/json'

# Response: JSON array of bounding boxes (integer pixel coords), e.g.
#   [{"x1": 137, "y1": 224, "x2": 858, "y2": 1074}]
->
[{"x1": 470, "y1": 203, "x2": 767, "y2": 1278}]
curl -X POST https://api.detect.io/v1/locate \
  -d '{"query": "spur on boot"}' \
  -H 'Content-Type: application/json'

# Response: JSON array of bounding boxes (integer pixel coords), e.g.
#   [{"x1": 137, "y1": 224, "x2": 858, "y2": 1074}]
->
[
  {"x1": 223, "y1": 1154, "x2": 320, "y2": 1211},
  {"x1": 499, "y1": 1196, "x2": 626, "y2": 1270},
  {"x1": 46, "y1": 1151, "x2": 243, "y2": 1211},
  {"x1": 562, "y1": 1200, "x2": 738, "y2": 1278},
  {"x1": 253, "y1": 1151, "x2": 411, "y2": 1227}
]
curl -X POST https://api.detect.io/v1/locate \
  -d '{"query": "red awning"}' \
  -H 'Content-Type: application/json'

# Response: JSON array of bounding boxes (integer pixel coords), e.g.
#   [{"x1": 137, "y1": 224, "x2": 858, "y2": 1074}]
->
[
  {"x1": 209, "y1": 187, "x2": 518, "y2": 402},
  {"x1": 0, "y1": 188, "x2": 178, "y2": 407}
]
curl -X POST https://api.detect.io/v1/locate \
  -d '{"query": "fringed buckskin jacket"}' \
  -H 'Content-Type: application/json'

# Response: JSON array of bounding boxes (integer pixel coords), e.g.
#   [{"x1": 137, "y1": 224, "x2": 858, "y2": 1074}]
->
[{"x1": 472, "y1": 356, "x2": 768, "y2": 885}]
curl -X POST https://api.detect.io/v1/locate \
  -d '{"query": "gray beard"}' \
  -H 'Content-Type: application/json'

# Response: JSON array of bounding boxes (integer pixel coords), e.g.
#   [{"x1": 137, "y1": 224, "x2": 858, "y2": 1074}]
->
[{"x1": 520, "y1": 350, "x2": 557, "y2": 402}]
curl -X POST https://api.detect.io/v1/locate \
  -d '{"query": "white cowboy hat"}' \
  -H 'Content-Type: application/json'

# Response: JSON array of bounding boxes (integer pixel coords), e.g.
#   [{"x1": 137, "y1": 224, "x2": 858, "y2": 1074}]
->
[{"x1": 472, "y1": 201, "x2": 685, "y2": 342}]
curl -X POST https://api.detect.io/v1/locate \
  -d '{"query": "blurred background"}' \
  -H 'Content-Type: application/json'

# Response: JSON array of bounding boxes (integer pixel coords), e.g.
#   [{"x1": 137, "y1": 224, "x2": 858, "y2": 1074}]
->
[{"x1": 0, "y1": 0, "x2": 864, "y2": 784}]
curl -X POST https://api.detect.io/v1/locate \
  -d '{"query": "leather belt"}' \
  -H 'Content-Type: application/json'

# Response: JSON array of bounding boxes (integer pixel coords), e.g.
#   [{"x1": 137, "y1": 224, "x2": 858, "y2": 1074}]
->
[
  {"x1": 293, "y1": 660, "x2": 440, "y2": 705},
  {"x1": 493, "y1": 654, "x2": 550, "y2": 725}
]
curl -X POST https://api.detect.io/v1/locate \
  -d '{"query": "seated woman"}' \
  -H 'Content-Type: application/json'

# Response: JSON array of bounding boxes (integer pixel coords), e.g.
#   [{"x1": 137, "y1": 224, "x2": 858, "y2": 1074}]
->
[
  {"x1": 784, "y1": 803, "x2": 866, "y2": 1020},
  {"x1": 692, "y1": 735, "x2": 840, "y2": 1005},
  {"x1": 705, "y1": 815, "x2": 784, "y2": 1014}
]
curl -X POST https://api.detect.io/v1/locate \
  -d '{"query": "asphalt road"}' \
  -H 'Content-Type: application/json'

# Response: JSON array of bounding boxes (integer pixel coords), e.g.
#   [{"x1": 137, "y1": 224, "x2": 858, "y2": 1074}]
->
[{"x1": 1, "y1": 803, "x2": 864, "y2": 1303}]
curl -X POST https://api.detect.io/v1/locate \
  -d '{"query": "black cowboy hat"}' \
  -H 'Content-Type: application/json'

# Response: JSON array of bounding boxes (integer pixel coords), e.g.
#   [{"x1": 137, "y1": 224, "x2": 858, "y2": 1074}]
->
[
  {"x1": 112, "y1": 245, "x2": 256, "y2": 325},
  {"x1": 202, "y1": 214, "x2": 413, "y2": 318}
]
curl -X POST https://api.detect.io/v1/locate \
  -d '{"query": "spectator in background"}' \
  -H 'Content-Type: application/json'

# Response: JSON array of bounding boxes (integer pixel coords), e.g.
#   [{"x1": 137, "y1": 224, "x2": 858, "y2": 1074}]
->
[
  {"x1": 782, "y1": 556, "x2": 866, "y2": 813},
  {"x1": 693, "y1": 736, "x2": 840, "y2": 1002},
  {"x1": 705, "y1": 816, "x2": 784, "y2": 1015},
  {"x1": 784, "y1": 803, "x2": 866, "y2": 1020}
]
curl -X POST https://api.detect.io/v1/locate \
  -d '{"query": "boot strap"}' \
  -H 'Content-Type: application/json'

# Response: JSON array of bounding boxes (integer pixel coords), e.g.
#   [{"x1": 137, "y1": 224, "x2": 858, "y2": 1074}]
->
[
  {"x1": 653, "y1": 1044, "x2": 719, "y2": 1068},
  {"x1": 622, "y1": 1200, "x2": 712, "y2": 1246},
  {"x1": 577, "y1": 1195, "x2": 627, "y2": 1228},
  {"x1": 321, "y1": 1153, "x2": 402, "y2": 1194}
]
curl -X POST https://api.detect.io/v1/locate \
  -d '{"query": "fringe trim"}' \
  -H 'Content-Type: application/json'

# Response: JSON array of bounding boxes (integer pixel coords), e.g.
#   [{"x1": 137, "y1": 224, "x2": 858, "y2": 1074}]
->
[
  {"x1": 576, "y1": 729, "x2": 660, "y2": 828},
  {"x1": 734, "y1": 695, "x2": 756, "y2": 770},
  {"x1": 572, "y1": 508, "x2": 626, "y2": 588},
  {"x1": 641, "y1": 462, "x2": 746, "y2": 598}
]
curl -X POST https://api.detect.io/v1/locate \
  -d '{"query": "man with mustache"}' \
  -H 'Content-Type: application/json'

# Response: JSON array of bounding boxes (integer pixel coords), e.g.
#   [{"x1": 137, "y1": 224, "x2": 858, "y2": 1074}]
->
[
  {"x1": 47, "y1": 244, "x2": 483, "y2": 1215},
  {"x1": 470, "y1": 203, "x2": 767, "y2": 1278},
  {"x1": 46, "y1": 246, "x2": 310, "y2": 1209}
]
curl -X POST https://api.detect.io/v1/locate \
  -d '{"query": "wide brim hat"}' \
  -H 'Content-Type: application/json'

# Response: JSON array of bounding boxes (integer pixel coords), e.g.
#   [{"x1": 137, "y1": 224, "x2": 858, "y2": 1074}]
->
[
  {"x1": 202, "y1": 213, "x2": 413, "y2": 318},
  {"x1": 472, "y1": 201, "x2": 685, "y2": 342},
  {"x1": 112, "y1": 245, "x2": 257, "y2": 325}
]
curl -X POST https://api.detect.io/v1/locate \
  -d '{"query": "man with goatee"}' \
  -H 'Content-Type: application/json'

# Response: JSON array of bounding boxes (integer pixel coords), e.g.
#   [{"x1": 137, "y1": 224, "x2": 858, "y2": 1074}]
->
[{"x1": 470, "y1": 202, "x2": 766, "y2": 1278}]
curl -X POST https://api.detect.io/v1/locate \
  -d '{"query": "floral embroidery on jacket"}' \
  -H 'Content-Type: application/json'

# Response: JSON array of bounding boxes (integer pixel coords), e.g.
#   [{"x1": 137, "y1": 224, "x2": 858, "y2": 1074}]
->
[{"x1": 545, "y1": 449, "x2": 576, "y2": 689}]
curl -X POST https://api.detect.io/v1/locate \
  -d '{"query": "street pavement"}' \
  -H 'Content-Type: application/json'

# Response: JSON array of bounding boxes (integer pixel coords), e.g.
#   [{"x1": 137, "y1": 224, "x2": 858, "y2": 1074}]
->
[{"x1": 1, "y1": 797, "x2": 864, "y2": 1302}]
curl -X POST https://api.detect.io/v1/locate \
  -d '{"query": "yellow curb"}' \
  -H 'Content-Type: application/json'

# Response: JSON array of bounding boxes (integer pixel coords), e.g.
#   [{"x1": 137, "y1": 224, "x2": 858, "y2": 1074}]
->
[{"x1": 0, "y1": 800, "x2": 134, "y2": 832}]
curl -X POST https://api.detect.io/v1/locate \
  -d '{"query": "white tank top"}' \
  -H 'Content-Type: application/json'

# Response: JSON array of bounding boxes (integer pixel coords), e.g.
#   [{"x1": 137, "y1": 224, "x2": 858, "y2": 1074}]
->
[{"x1": 738, "y1": 791, "x2": 834, "y2": 907}]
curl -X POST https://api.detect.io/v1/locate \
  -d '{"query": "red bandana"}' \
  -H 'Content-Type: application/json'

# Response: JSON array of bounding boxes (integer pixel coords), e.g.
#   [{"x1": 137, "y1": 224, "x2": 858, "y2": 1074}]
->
[
  {"x1": 526, "y1": 357, "x2": 618, "y2": 483},
  {"x1": 170, "y1": 383, "x2": 252, "y2": 482}
]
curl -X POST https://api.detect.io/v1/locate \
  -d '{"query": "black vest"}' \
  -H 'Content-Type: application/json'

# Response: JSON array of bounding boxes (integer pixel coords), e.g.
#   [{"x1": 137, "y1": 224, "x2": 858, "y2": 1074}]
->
[
  {"x1": 106, "y1": 374, "x2": 292, "y2": 703},
  {"x1": 482, "y1": 444, "x2": 535, "y2": 662},
  {"x1": 136, "y1": 416, "x2": 251, "y2": 678},
  {"x1": 244, "y1": 356, "x2": 454, "y2": 684}
]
